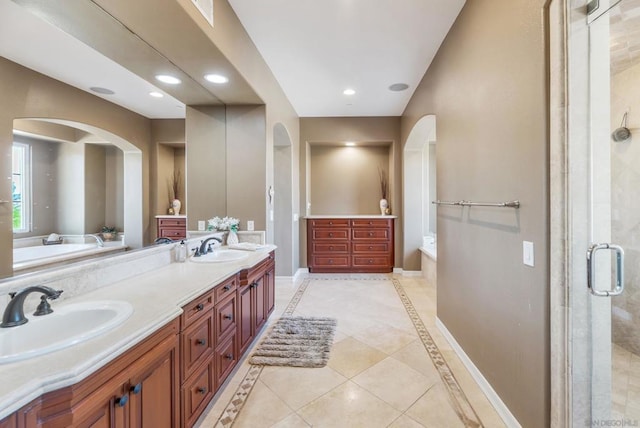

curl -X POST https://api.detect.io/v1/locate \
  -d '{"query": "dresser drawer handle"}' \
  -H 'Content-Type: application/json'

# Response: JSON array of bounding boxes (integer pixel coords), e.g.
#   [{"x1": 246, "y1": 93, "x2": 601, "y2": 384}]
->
[
  {"x1": 329, "y1": 246, "x2": 334, "y2": 250},
  {"x1": 329, "y1": 232, "x2": 333, "y2": 237},
  {"x1": 224, "y1": 314, "x2": 233, "y2": 320},
  {"x1": 368, "y1": 246, "x2": 373, "y2": 250},
  {"x1": 368, "y1": 232, "x2": 374, "y2": 237},
  {"x1": 196, "y1": 303, "x2": 204, "y2": 311},
  {"x1": 225, "y1": 354, "x2": 234, "y2": 360},
  {"x1": 368, "y1": 259, "x2": 373, "y2": 264},
  {"x1": 369, "y1": 221, "x2": 373, "y2": 225},
  {"x1": 197, "y1": 387, "x2": 207, "y2": 395},
  {"x1": 328, "y1": 259, "x2": 333, "y2": 264},
  {"x1": 223, "y1": 285, "x2": 231, "y2": 291},
  {"x1": 196, "y1": 338, "x2": 206, "y2": 346},
  {"x1": 329, "y1": 221, "x2": 333, "y2": 225}
]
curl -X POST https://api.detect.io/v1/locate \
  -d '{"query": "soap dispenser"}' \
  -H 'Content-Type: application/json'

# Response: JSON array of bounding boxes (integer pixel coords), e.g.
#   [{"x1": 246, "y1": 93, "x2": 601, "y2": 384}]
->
[{"x1": 177, "y1": 240, "x2": 187, "y2": 263}]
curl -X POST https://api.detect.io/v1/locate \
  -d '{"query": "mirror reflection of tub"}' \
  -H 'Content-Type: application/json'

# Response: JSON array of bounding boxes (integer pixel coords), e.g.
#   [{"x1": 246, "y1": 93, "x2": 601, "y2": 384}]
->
[{"x1": 13, "y1": 236, "x2": 127, "y2": 274}]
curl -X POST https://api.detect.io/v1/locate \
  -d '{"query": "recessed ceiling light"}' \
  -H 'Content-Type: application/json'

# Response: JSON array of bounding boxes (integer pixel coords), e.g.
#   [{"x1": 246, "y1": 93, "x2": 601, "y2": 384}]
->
[
  {"x1": 149, "y1": 91, "x2": 164, "y2": 98},
  {"x1": 204, "y1": 74, "x2": 229, "y2": 84},
  {"x1": 389, "y1": 83, "x2": 409, "y2": 92},
  {"x1": 345, "y1": 142, "x2": 356, "y2": 147},
  {"x1": 90, "y1": 86, "x2": 115, "y2": 95},
  {"x1": 343, "y1": 88, "x2": 356, "y2": 96},
  {"x1": 155, "y1": 74, "x2": 181, "y2": 84}
]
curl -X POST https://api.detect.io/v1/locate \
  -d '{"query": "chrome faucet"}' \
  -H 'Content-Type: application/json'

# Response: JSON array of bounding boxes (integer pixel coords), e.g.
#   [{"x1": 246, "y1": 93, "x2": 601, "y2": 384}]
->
[
  {"x1": 197, "y1": 237, "x2": 222, "y2": 256},
  {"x1": 1, "y1": 286, "x2": 63, "y2": 328},
  {"x1": 86, "y1": 234, "x2": 104, "y2": 247},
  {"x1": 154, "y1": 237, "x2": 174, "y2": 245}
]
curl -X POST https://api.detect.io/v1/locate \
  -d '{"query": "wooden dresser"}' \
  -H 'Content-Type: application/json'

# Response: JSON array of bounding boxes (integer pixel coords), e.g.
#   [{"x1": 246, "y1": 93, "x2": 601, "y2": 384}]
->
[
  {"x1": 307, "y1": 217, "x2": 395, "y2": 273},
  {"x1": 156, "y1": 215, "x2": 187, "y2": 240}
]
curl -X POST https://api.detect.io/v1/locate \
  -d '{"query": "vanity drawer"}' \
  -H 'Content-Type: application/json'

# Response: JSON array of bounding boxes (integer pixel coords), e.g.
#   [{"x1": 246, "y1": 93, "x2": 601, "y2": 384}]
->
[
  {"x1": 182, "y1": 292, "x2": 214, "y2": 327},
  {"x1": 215, "y1": 294, "x2": 237, "y2": 346},
  {"x1": 181, "y1": 315, "x2": 214, "y2": 381},
  {"x1": 158, "y1": 227, "x2": 186, "y2": 239},
  {"x1": 312, "y1": 242, "x2": 350, "y2": 253},
  {"x1": 309, "y1": 219, "x2": 350, "y2": 228},
  {"x1": 182, "y1": 361, "x2": 214, "y2": 427},
  {"x1": 214, "y1": 275, "x2": 237, "y2": 303},
  {"x1": 352, "y1": 255, "x2": 391, "y2": 268},
  {"x1": 215, "y1": 334, "x2": 238, "y2": 387},
  {"x1": 352, "y1": 219, "x2": 390, "y2": 228},
  {"x1": 352, "y1": 242, "x2": 389, "y2": 253},
  {"x1": 312, "y1": 228, "x2": 350, "y2": 240},
  {"x1": 311, "y1": 255, "x2": 350, "y2": 268}
]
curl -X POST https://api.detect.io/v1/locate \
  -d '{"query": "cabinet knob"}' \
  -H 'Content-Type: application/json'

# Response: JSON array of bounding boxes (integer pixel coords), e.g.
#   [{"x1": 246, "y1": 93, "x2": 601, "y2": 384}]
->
[
  {"x1": 329, "y1": 246, "x2": 334, "y2": 250},
  {"x1": 369, "y1": 232, "x2": 374, "y2": 237},
  {"x1": 369, "y1": 221, "x2": 373, "y2": 225},
  {"x1": 329, "y1": 232, "x2": 333, "y2": 237},
  {"x1": 196, "y1": 303, "x2": 204, "y2": 311},
  {"x1": 225, "y1": 354, "x2": 234, "y2": 360},
  {"x1": 328, "y1": 259, "x2": 333, "y2": 264},
  {"x1": 130, "y1": 383, "x2": 142, "y2": 395},
  {"x1": 368, "y1": 259, "x2": 373, "y2": 264},
  {"x1": 115, "y1": 394, "x2": 129, "y2": 407},
  {"x1": 224, "y1": 314, "x2": 233, "y2": 320},
  {"x1": 368, "y1": 246, "x2": 373, "y2": 250},
  {"x1": 329, "y1": 221, "x2": 333, "y2": 225},
  {"x1": 223, "y1": 285, "x2": 231, "y2": 291},
  {"x1": 196, "y1": 338, "x2": 206, "y2": 346},
  {"x1": 197, "y1": 387, "x2": 207, "y2": 395}
]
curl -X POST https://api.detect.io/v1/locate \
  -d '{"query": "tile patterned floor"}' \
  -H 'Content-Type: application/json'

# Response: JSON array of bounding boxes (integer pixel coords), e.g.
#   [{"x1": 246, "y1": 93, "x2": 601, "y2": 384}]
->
[{"x1": 195, "y1": 274, "x2": 505, "y2": 428}]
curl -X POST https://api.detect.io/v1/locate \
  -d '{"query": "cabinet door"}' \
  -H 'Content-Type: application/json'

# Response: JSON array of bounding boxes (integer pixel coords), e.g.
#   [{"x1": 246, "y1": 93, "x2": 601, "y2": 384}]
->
[
  {"x1": 129, "y1": 335, "x2": 179, "y2": 428},
  {"x1": 239, "y1": 285, "x2": 253, "y2": 355},
  {"x1": 253, "y1": 277, "x2": 266, "y2": 332},
  {"x1": 0, "y1": 415, "x2": 15, "y2": 428},
  {"x1": 76, "y1": 383, "x2": 129, "y2": 428},
  {"x1": 265, "y1": 267, "x2": 275, "y2": 316}
]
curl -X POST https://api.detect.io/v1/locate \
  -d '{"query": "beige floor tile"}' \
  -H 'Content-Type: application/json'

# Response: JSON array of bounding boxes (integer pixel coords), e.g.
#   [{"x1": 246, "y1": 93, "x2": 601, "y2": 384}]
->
[
  {"x1": 233, "y1": 380, "x2": 294, "y2": 427},
  {"x1": 271, "y1": 413, "x2": 312, "y2": 428},
  {"x1": 387, "y1": 414, "x2": 426, "y2": 428},
  {"x1": 391, "y1": 339, "x2": 441, "y2": 381},
  {"x1": 327, "y1": 336, "x2": 388, "y2": 378},
  {"x1": 405, "y1": 383, "x2": 465, "y2": 428},
  {"x1": 352, "y1": 357, "x2": 434, "y2": 411},
  {"x1": 352, "y1": 323, "x2": 418, "y2": 355},
  {"x1": 259, "y1": 365, "x2": 347, "y2": 410},
  {"x1": 297, "y1": 381, "x2": 401, "y2": 428}
]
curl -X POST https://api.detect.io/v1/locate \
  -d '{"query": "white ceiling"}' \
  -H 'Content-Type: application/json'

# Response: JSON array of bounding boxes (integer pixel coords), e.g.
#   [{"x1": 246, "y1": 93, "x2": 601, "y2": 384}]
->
[
  {"x1": 0, "y1": 1, "x2": 466, "y2": 119},
  {"x1": 228, "y1": 0, "x2": 466, "y2": 117}
]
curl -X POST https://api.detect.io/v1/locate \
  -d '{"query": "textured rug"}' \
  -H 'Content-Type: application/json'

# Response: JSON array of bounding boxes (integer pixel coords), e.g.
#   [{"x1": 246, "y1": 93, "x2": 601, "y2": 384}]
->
[{"x1": 248, "y1": 316, "x2": 337, "y2": 368}]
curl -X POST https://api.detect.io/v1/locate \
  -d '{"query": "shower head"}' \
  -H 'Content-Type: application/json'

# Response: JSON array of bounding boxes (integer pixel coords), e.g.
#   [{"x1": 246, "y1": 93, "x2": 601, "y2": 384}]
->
[{"x1": 612, "y1": 112, "x2": 632, "y2": 142}]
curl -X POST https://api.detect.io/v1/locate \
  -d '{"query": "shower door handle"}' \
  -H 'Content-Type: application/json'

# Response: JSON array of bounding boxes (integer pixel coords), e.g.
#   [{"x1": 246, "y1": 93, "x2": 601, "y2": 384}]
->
[{"x1": 587, "y1": 243, "x2": 625, "y2": 296}]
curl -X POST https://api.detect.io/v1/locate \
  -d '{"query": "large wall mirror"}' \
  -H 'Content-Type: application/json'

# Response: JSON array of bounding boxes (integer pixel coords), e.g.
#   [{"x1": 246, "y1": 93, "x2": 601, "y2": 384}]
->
[{"x1": 9, "y1": 118, "x2": 143, "y2": 276}]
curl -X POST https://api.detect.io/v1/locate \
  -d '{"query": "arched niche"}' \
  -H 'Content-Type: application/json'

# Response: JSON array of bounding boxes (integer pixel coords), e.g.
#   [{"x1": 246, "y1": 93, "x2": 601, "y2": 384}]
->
[{"x1": 403, "y1": 115, "x2": 437, "y2": 270}]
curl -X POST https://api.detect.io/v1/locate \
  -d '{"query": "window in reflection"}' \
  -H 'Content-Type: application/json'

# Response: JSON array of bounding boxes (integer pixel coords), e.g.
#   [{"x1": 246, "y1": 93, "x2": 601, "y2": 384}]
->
[{"x1": 12, "y1": 142, "x2": 30, "y2": 233}]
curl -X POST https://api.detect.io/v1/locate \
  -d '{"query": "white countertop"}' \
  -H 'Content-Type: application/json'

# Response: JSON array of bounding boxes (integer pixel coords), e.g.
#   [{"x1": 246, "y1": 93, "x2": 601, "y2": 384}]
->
[
  {"x1": 0, "y1": 246, "x2": 275, "y2": 419},
  {"x1": 304, "y1": 215, "x2": 397, "y2": 219}
]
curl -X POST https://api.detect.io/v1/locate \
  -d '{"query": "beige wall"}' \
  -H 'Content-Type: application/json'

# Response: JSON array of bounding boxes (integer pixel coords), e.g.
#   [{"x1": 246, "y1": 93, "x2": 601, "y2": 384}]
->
[
  {"x1": 309, "y1": 145, "x2": 390, "y2": 215},
  {"x1": 401, "y1": 1, "x2": 549, "y2": 426},
  {"x1": 300, "y1": 117, "x2": 402, "y2": 269},
  {"x1": 0, "y1": 57, "x2": 152, "y2": 277}
]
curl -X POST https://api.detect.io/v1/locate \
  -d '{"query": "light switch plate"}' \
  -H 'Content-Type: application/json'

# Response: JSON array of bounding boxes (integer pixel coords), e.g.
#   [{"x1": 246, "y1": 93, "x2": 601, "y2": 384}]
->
[
  {"x1": 198, "y1": 220, "x2": 205, "y2": 231},
  {"x1": 247, "y1": 220, "x2": 254, "y2": 231},
  {"x1": 523, "y1": 241, "x2": 534, "y2": 267}
]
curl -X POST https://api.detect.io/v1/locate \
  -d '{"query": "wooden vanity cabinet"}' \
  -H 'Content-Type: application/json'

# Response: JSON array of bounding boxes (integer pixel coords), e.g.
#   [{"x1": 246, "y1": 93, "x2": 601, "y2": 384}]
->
[
  {"x1": 307, "y1": 218, "x2": 394, "y2": 273},
  {"x1": 15, "y1": 320, "x2": 180, "y2": 428},
  {"x1": 0, "y1": 414, "x2": 16, "y2": 428},
  {"x1": 156, "y1": 216, "x2": 187, "y2": 240}
]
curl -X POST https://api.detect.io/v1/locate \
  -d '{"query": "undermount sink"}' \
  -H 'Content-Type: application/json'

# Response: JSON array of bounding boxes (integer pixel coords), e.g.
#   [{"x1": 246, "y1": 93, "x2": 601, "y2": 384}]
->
[
  {"x1": 0, "y1": 300, "x2": 133, "y2": 364},
  {"x1": 190, "y1": 249, "x2": 249, "y2": 263}
]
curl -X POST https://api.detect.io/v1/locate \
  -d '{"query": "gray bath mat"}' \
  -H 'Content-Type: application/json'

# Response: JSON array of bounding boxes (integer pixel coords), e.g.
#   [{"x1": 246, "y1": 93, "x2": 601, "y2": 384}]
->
[{"x1": 249, "y1": 316, "x2": 337, "y2": 368}]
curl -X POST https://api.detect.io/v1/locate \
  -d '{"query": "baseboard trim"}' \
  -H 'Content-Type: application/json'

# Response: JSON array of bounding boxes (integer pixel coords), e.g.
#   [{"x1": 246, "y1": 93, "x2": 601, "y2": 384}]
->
[
  {"x1": 393, "y1": 268, "x2": 422, "y2": 277},
  {"x1": 293, "y1": 268, "x2": 308, "y2": 283},
  {"x1": 436, "y1": 318, "x2": 521, "y2": 428}
]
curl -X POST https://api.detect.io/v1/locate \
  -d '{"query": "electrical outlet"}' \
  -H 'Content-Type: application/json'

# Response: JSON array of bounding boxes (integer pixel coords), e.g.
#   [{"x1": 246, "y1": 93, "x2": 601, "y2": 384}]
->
[
  {"x1": 247, "y1": 220, "x2": 254, "y2": 231},
  {"x1": 198, "y1": 220, "x2": 205, "y2": 231}
]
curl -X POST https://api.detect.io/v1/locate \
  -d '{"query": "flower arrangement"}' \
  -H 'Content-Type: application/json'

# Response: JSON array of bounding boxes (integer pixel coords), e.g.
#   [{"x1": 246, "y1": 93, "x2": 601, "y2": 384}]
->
[
  {"x1": 101, "y1": 226, "x2": 118, "y2": 241},
  {"x1": 378, "y1": 166, "x2": 388, "y2": 200},
  {"x1": 207, "y1": 216, "x2": 239, "y2": 231}
]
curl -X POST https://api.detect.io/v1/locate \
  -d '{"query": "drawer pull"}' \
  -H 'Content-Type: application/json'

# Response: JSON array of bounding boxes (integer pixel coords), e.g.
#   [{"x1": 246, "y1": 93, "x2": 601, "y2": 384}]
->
[
  {"x1": 368, "y1": 259, "x2": 373, "y2": 264},
  {"x1": 369, "y1": 221, "x2": 373, "y2": 225},
  {"x1": 369, "y1": 246, "x2": 373, "y2": 250},
  {"x1": 369, "y1": 232, "x2": 374, "y2": 237},
  {"x1": 225, "y1": 354, "x2": 234, "y2": 360},
  {"x1": 329, "y1": 232, "x2": 333, "y2": 237},
  {"x1": 196, "y1": 303, "x2": 205, "y2": 311},
  {"x1": 115, "y1": 394, "x2": 128, "y2": 407},
  {"x1": 223, "y1": 314, "x2": 233, "y2": 320},
  {"x1": 130, "y1": 383, "x2": 142, "y2": 395},
  {"x1": 328, "y1": 259, "x2": 333, "y2": 264},
  {"x1": 329, "y1": 221, "x2": 333, "y2": 225},
  {"x1": 197, "y1": 387, "x2": 207, "y2": 395},
  {"x1": 223, "y1": 285, "x2": 231, "y2": 291},
  {"x1": 329, "y1": 246, "x2": 334, "y2": 250},
  {"x1": 196, "y1": 338, "x2": 206, "y2": 346}
]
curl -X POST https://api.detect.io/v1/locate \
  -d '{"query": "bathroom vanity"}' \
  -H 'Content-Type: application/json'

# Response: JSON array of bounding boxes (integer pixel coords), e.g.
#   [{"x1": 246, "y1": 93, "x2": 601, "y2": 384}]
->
[
  {"x1": 0, "y1": 245, "x2": 275, "y2": 428},
  {"x1": 306, "y1": 216, "x2": 395, "y2": 273},
  {"x1": 156, "y1": 215, "x2": 187, "y2": 240}
]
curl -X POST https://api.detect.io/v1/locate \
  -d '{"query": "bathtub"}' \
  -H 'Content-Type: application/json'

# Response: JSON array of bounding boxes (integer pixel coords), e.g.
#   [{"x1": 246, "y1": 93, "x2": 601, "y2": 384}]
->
[
  {"x1": 419, "y1": 236, "x2": 436, "y2": 287},
  {"x1": 13, "y1": 241, "x2": 127, "y2": 273}
]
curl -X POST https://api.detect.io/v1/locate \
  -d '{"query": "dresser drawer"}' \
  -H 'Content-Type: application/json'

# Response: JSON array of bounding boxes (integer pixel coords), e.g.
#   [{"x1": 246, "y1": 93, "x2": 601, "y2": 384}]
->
[
  {"x1": 312, "y1": 228, "x2": 350, "y2": 240},
  {"x1": 352, "y1": 228, "x2": 390, "y2": 240},
  {"x1": 312, "y1": 242, "x2": 350, "y2": 253},
  {"x1": 309, "y1": 219, "x2": 350, "y2": 228},
  {"x1": 182, "y1": 291, "x2": 214, "y2": 327},
  {"x1": 158, "y1": 217, "x2": 186, "y2": 227},
  {"x1": 311, "y1": 255, "x2": 350, "y2": 267},
  {"x1": 352, "y1": 255, "x2": 391, "y2": 268},
  {"x1": 352, "y1": 242, "x2": 389, "y2": 253},
  {"x1": 352, "y1": 219, "x2": 391, "y2": 228},
  {"x1": 182, "y1": 315, "x2": 214, "y2": 381},
  {"x1": 182, "y1": 361, "x2": 214, "y2": 427},
  {"x1": 159, "y1": 227, "x2": 186, "y2": 239},
  {"x1": 215, "y1": 294, "x2": 237, "y2": 346}
]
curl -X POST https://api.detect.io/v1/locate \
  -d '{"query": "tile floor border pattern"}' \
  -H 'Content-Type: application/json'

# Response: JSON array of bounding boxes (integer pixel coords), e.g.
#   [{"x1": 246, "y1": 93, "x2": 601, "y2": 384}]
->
[
  {"x1": 213, "y1": 278, "x2": 312, "y2": 427},
  {"x1": 391, "y1": 278, "x2": 484, "y2": 428},
  {"x1": 214, "y1": 275, "x2": 485, "y2": 428}
]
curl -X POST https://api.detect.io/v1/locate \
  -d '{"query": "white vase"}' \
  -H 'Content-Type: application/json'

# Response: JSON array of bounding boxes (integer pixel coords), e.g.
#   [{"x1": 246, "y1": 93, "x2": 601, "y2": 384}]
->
[
  {"x1": 171, "y1": 199, "x2": 181, "y2": 216},
  {"x1": 227, "y1": 230, "x2": 239, "y2": 245},
  {"x1": 379, "y1": 198, "x2": 388, "y2": 215}
]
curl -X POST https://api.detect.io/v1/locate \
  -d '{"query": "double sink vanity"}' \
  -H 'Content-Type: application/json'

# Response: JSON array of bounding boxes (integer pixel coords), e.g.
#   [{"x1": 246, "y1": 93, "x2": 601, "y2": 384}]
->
[{"x1": 0, "y1": 239, "x2": 275, "y2": 428}]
